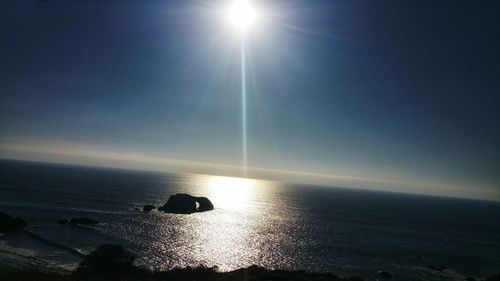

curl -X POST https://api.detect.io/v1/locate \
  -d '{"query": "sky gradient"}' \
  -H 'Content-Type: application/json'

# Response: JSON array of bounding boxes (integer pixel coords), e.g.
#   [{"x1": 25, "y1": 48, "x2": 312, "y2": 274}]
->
[{"x1": 1, "y1": 0, "x2": 499, "y2": 200}]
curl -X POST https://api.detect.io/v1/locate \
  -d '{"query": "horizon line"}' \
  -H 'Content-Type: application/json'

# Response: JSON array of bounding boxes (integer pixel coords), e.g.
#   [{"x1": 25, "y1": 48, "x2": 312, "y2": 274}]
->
[{"x1": 1, "y1": 140, "x2": 498, "y2": 202}]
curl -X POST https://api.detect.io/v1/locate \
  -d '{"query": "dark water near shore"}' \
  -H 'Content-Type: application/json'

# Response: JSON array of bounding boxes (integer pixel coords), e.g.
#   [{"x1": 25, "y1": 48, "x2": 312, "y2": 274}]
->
[{"x1": 0, "y1": 159, "x2": 499, "y2": 280}]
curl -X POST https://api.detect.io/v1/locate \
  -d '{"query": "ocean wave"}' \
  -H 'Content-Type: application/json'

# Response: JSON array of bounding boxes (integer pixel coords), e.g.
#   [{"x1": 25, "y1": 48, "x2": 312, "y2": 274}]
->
[
  {"x1": 0, "y1": 201, "x2": 129, "y2": 215},
  {"x1": 0, "y1": 241, "x2": 79, "y2": 272},
  {"x1": 21, "y1": 230, "x2": 86, "y2": 258},
  {"x1": 62, "y1": 207, "x2": 129, "y2": 215},
  {"x1": 0, "y1": 241, "x2": 37, "y2": 258}
]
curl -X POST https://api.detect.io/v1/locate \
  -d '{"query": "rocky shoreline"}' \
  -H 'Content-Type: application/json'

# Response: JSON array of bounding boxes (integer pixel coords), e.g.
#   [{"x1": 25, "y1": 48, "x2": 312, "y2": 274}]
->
[{"x1": 1, "y1": 248, "x2": 499, "y2": 281}]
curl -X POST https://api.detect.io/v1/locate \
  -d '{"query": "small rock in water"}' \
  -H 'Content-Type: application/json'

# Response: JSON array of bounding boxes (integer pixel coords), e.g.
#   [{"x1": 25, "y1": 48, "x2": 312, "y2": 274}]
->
[
  {"x1": 377, "y1": 270, "x2": 392, "y2": 278},
  {"x1": 143, "y1": 205, "x2": 155, "y2": 212},
  {"x1": 69, "y1": 217, "x2": 99, "y2": 225},
  {"x1": 465, "y1": 277, "x2": 476, "y2": 281},
  {"x1": 58, "y1": 219, "x2": 68, "y2": 224}
]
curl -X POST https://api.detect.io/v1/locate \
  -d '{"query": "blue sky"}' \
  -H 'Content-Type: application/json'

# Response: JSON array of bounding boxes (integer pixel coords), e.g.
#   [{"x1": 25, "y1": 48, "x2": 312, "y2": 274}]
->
[{"x1": 1, "y1": 0, "x2": 499, "y2": 200}]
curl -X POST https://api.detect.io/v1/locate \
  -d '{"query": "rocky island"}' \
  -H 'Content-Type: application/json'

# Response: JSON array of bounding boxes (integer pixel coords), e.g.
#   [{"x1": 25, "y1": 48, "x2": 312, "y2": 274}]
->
[{"x1": 158, "y1": 194, "x2": 214, "y2": 214}]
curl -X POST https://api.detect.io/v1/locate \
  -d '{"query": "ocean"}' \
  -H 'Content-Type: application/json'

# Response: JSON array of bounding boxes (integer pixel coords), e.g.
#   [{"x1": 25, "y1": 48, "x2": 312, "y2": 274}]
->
[{"x1": 0, "y1": 159, "x2": 499, "y2": 280}]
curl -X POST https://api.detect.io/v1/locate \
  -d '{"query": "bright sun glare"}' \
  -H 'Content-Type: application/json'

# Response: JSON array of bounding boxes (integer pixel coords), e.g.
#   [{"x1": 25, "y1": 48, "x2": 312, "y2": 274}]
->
[
  {"x1": 206, "y1": 176, "x2": 256, "y2": 211},
  {"x1": 227, "y1": 0, "x2": 257, "y2": 33}
]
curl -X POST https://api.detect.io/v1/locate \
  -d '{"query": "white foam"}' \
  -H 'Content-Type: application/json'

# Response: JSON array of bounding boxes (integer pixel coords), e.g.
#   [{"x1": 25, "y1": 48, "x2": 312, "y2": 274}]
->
[{"x1": 0, "y1": 241, "x2": 37, "y2": 258}]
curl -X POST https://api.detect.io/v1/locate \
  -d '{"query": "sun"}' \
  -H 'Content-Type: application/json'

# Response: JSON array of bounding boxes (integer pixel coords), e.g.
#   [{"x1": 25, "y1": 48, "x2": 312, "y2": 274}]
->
[{"x1": 227, "y1": 0, "x2": 257, "y2": 33}]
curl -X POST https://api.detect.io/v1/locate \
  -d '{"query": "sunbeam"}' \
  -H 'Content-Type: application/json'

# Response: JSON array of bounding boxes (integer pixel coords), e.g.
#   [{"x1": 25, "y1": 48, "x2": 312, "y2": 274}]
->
[
  {"x1": 241, "y1": 39, "x2": 248, "y2": 177},
  {"x1": 226, "y1": 0, "x2": 259, "y2": 177}
]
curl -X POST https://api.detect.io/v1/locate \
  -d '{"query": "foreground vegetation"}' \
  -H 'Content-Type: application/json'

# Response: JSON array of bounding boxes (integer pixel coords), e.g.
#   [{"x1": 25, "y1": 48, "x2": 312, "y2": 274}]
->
[
  {"x1": 1, "y1": 244, "x2": 499, "y2": 281},
  {"x1": 0, "y1": 266, "x2": 367, "y2": 281}
]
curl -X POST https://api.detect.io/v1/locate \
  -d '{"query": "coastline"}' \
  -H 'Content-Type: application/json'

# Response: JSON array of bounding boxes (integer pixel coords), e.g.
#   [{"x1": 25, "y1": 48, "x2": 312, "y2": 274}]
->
[
  {"x1": 0, "y1": 232, "x2": 365, "y2": 281},
  {"x1": 1, "y1": 261, "x2": 500, "y2": 281},
  {"x1": 1, "y1": 243, "x2": 499, "y2": 281}
]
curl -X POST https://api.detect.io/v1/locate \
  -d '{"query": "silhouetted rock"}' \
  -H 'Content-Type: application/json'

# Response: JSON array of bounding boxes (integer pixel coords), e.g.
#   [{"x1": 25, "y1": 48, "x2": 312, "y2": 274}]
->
[
  {"x1": 428, "y1": 264, "x2": 447, "y2": 271},
  {"x1": 0, "y1": 211, "x2": 27, "y2": 232},
  {"x1": 221, "y1": 265, "x2": 364, "y2": 281},
  {"x1": 58, "y1": 219, "x2": 68, "y2": 225},
  {"x1": 134, "y1": 207, "x2": 140, "y2": 211},
  {"x1": 465, "y1": 277, "x2": 476, "y2": 281},
  {"x1": 377, "y1": 270, "x2": 392, "y2": 278},
  {"x1": 1, "y1": 251, "x2": 366, "y2": 281},
  {"x1": 158, "y1": 194, "x2": 214, "y2": 214},
  {"x1": 69, "y1": 217, "x2": 99, "y2": 225},
  {"x1": 486, "y1": 273, "x2": 500, "y2": 281},
  {"x1": 196, "y1": 197, "x2": 214, "y2": 212},
  {"x1": 76, "y1": 244, "x2": 135, "y2": 279},
  {"x1": 143, "y1": 205, "x2": 155, "y2": 212}
]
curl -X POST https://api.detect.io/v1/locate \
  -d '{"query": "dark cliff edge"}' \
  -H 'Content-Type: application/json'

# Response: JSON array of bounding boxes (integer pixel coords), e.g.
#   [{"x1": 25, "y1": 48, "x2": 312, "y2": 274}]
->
[{"x1": 0, "y1": 244, "x2": 364, "y2": 281}]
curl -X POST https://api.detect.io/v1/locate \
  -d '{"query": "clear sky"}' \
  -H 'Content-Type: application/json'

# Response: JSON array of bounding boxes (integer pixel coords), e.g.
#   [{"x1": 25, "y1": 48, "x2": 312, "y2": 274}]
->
[{"x1": 1, "y1": 0, "x2": 499, "y2": 200}]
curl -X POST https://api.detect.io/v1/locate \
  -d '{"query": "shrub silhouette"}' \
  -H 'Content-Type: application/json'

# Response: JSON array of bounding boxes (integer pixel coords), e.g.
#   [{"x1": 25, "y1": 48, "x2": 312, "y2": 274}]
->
[{"x1": 76, "y1": 244, "x2": 135, "y2": 279}]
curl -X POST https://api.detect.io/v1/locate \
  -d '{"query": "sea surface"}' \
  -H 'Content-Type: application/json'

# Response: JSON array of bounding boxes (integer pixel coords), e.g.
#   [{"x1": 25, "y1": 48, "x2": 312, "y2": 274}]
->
[{"x1": 0, "y1": 159, "x2": 499, "y2": 281}]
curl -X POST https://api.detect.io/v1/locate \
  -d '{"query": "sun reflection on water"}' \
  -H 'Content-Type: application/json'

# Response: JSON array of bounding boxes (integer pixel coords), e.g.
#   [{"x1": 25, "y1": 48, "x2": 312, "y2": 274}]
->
[
  {"x1": 182, "y1": 175, "x2": 277, "y2": 270},
  {"x1": 136, "y1": 174, "x2": 289, "y2": 272},
  {"x1": 204, "y1": 176, "x2": 259, "y2": 212}
]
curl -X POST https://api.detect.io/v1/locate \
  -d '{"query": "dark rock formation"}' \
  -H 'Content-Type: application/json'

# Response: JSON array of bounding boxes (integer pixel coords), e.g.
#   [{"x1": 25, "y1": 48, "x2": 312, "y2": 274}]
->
[
  {"x1": 1, "y1": 260, "x2": 366, "y2": 281},
  {"x1": 69, "y1": 217, "x2": 99, "y2": 225},
  {"x1": 196, "y1": 197, "x2": 214, "y2": 212},
  {"x1": 0, "y1": 211, "x2": 27, "y2": 232},
  {"x1": 159, "y1": 194, "x2": 195, "y2": 214},
  {"x1": 224, "y1": 265, "x2": 364, "y2": 281},
  {"x1": 158, "y1": 194, "x2": 214, "y2": 214},
  {"x1": 76, "y1": 244, "x2": 135, "y2": 279},
  {"x1": 465, "y1": 277, "x2": 476, "y2": 281},
  {"x1": 377, "y1": 270, "x2": 392, "y2": 278},
  {"x1": 143, "y1": 205, "x2": 155, "y2": 212},
  {"x1": 58, "y1": 219, "x2": 68, "y2": 225}
]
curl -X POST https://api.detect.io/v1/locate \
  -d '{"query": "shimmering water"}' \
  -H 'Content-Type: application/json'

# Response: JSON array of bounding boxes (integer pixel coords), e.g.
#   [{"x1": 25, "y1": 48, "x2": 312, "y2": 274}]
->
[{"x1": 0, "y1": 159, "x2": 499, "y2": 280}]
